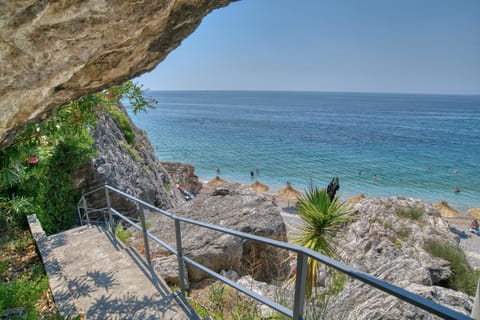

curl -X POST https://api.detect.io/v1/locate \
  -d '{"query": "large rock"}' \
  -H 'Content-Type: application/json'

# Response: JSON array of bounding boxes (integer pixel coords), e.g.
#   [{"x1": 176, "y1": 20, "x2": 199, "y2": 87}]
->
[
  {"x1": 142, "y1": 183, "x2": 290, "y2": 283},
  {"x1": 74, "y1": 104, "x2": 184, "y2": 215},
  {"x1": 0, "y1": 0, "x2": 233, "y2": 149},
  {"x1": 160, "y1": 161, "x2": 202, "y2": 194},
  {"x1": 325, "y1": 197, "x2": 474, "y2": 319}
]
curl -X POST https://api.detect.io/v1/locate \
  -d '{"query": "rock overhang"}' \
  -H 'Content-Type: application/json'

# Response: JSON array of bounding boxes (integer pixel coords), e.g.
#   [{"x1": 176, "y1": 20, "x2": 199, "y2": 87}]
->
[{"x1": 0, "y1": 0, "x2": 234, "y2": 149}]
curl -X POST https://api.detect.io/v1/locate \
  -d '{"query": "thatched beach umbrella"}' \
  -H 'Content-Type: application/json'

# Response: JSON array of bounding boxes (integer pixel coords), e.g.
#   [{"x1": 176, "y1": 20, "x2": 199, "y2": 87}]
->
[
  {"x1": 468, "y1": 208, "x2": 480, "y2": 219},
  {"x1": 278, "y1": 182, "x2": 302, "y2": 207},
  {"x1": 347, "y1": 193, "x2": 365, "y2": 204},
  {"x1": 251, "y1": 181, "x2": 269, "y2": 194},
  {"x1": 207, "y1": 176, "x2": 227, "y2": 188},
  {"x1": 433, "y1": 200, "x2": 461, "y2": 218}
]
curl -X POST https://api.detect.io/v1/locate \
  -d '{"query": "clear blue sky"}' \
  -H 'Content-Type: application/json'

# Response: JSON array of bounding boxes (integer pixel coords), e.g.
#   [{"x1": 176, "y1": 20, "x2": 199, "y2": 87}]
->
[{"x1": 136, "y1": 0, "x2": 480, "y2": 94}]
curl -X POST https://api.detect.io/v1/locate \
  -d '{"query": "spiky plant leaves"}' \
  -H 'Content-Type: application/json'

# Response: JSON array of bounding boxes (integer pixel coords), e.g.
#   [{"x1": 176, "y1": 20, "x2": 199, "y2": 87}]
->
[{"x1": 294, "y1": 186, "x2": 351, "y2": 298}]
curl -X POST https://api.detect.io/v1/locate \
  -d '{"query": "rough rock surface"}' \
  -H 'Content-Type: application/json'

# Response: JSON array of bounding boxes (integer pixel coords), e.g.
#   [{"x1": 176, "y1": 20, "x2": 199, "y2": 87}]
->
[
  {"x1": 140, "y1": 183, "x2": 290, "y2": 283},
  {"x1": 0, "y1": 0, "x2": 233, "y2": 149},
  {"x1": 74, "y1": 104, "x2": 184, "y2": 214},
  {"x1": 160, "y1": 161, "x2": 202, "y2": 194},
  {"x1": 325, "y1": 197, "x2": 474, "y2": 319}
]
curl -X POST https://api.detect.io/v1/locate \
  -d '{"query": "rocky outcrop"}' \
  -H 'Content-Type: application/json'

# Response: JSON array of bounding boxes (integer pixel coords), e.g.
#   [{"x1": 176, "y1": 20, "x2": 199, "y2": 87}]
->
[
  {"x1": 160, "y1": 161, "x2": 202, "y2": 194},
  {"x1": 0, "y1": 0, "x2": 233, "y2": 149},
  {"x1": 325, "y1": 197, "x2": 474, "y2": 319},
  {"x1": 140, "y1": 183, "x2": 290, "y2": 284},
  {"x1": 74, "y1": 104, "x2": 184, "y2": 214}
]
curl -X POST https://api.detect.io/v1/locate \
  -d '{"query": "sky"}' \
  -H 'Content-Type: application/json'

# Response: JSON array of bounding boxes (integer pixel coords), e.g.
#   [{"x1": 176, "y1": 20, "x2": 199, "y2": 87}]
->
[{"x1": 136, "y1": 0, "x2": 480, "y2": 94}]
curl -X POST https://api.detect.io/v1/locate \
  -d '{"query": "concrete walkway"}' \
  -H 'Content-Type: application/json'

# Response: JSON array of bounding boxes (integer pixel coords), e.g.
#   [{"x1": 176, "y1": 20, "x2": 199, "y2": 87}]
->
[{"x1": 28, "y1": 215, "x2": 200, "y2": 320}]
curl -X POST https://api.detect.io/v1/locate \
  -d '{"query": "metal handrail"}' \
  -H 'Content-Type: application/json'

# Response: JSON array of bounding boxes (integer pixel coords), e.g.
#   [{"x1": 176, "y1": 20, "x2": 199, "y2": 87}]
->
[{"x1": 78, "y1": 184, "x2": 472, "y2": 320}]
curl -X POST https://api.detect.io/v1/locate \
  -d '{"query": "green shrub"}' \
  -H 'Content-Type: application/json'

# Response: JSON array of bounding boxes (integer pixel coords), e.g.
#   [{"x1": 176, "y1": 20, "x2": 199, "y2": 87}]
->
[
  {"x1": 107, "y1": 105, "x2": 136, "y2": 145},
  {"x1": 424, "y1": 239, "x2": 480, "y2": 295},
  {"x1": 27, "y1": 135, "x2": 96, "y2": 234},
  {"x1": 115, "y1": 222, "x2": 132, "y2": 244},
  {"x1": 0, "y1": 232, "x2": 49, "y2": 319},
  {"x1": 0, "y1": 275, "x2": 49, "y2": 319},
  {"x1": 395, "y1": 206, "x2": 424, "y2": 221}
]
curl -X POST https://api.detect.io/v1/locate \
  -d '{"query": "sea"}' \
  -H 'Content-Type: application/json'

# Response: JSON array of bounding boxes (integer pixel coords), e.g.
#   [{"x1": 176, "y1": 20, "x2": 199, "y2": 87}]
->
[{"x1": 125, "y1": 91, "x2": 480, "y2": 213}]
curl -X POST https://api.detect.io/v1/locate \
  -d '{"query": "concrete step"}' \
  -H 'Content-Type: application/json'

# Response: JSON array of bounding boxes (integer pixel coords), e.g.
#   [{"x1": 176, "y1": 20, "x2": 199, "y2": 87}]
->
[{"x1": 28, "y1": 215, "x2": 200, "y2": 319}]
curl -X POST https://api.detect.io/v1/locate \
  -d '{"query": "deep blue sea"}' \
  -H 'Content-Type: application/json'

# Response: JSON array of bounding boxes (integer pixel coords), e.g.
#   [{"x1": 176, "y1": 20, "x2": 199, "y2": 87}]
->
[{"x1": 126, "y1": 91, "x2": 480, "y2": 213}]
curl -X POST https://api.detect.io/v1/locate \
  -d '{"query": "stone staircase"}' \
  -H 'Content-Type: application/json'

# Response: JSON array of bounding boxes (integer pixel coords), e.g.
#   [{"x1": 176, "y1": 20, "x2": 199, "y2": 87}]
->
[{"x1": 28, "y1": 215, "x2": 201, "y2": 319}]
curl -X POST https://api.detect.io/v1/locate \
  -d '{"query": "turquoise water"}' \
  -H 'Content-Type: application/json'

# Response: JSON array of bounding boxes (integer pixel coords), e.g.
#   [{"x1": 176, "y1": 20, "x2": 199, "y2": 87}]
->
[{"x1": 126, "y1": 91, "x2": 480, "y2": 213}]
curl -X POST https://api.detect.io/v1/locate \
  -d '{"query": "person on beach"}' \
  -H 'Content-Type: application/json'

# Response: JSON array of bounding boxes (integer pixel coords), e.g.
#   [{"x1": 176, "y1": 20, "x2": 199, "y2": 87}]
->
[
  {"x1": 271, "y1": 196, "x2": 278, "y2": 206},
  {"x1": 469, "y1": 219, "x2": 480, "y2": 235}
]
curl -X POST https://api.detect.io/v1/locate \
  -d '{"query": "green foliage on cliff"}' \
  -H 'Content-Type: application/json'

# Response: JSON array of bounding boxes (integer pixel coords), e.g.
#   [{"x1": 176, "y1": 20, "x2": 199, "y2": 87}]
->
[
  {"x1": 0, "y1": 81, "x2": 154, "y2": 236},
  {"x1": 0, "y1": 81, "x2": 154, "y2": 318},
  {"x1": 424, "y1": 239, "x2": 479, "y2": 295}
]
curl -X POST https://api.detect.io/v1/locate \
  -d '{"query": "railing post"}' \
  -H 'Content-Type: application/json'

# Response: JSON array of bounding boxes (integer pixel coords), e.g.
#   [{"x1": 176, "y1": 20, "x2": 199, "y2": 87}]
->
[
  {"x1": 175, "y1": 219, "x2": 188, "y2": 293},
  {"x1": 293, "y1": 252, "x2": 307, "y2": 320},
  {"x1": 139, "y1": 205, "x2": 151, "y2": 266},
  {"x1": 105, "y1": 185, "x2": 114, "y2": 237},
  {"x1": 82, "y1": 196, "x2": 90, "y2": 225}
]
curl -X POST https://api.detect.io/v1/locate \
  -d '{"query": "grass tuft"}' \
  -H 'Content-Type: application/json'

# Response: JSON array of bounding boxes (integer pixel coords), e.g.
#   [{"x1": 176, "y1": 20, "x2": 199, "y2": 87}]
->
[
  {"x1": 115, "y1": 222, "x2": 132, "y2": 244},
  {"x1": 424, "y1": 239, "x2": 480, "y2": 295},
  {"x1": 395, "y1": 206, "x2": 424, "y2": 221}
]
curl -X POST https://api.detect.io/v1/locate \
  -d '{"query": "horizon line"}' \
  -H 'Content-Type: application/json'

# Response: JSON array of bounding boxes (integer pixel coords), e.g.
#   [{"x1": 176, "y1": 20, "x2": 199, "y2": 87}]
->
[{"x1": 139, "y1": 88, "x2": 480, "y2": 97}]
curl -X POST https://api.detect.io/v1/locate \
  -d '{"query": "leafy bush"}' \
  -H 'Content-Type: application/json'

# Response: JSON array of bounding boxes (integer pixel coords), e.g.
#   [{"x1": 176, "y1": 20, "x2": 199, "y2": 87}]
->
[
  {"x1": 0, "y1": 275, "x2": 49, "y2": 319},
  {"x1": 424, "y1": 239, "x2": 480, "y2": 295},
  {"x1": 19, "y1": 135, "x2": 96, "y2": 234},
  {"x1": 0, "y1": 232, "x2": 49, "y2": 319}
]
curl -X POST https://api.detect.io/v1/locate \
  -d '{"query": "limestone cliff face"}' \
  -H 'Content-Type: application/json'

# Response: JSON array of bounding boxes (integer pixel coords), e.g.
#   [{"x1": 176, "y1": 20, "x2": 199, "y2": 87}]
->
[
  {"x1": 326, "y1": 197, "x2": 474, "y2": 319},
  {"x1": 0, "y1": 0, "x2": 233, "y2": 149},
  {"x1": 74, "y1": 104, "x2": 184, "y2": 213}
]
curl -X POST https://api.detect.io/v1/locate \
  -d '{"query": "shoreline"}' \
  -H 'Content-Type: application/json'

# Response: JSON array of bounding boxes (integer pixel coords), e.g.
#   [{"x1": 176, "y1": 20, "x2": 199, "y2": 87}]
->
[{"x1": 199, "y1": 176, "x2": 478, "y2": 217}]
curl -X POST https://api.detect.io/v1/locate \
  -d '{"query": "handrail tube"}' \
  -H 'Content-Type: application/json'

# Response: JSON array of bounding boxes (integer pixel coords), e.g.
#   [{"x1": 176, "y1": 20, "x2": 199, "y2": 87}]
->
[
  {"x1": 181, "y1": 254, "x2": 293, "y2": 318},
  {"x1": 106, "y1": 185, "x2": 176, "y2": 218},
  {"x1": 111, "y1": 205, "x2": 291, "y2": 316},
  {"x1": 111, "y1": 208, "x2": 143, "y2": 233},
  {"x1": 111, "y1": 208, "x2": 178, "y2": 255},
  {"x1": 90, "y1": 185, "x2": 473, "y2": 320},
  {"x1": 147, "y1": 233, "x2": 178, "y2": 256},
  {"x1": 81, "y1": 185, "x2": 106, "y2": 199},
  {"x1": 305, "y1": 251, "x2": 470, "y2": 320}
]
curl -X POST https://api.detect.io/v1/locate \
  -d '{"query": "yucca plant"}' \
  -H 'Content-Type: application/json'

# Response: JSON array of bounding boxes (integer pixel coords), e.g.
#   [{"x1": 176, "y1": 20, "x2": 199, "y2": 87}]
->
[{"x1": 293, "y1": 185, "x2": 351, "y2": 298}]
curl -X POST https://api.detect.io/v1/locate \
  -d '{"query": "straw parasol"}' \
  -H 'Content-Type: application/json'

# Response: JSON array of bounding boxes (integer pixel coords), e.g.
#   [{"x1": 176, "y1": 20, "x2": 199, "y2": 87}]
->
[
  {"x1": 278, "y1": 182, "x2": 302, "y2": 207},
  {"x1": 347, "y1": 193, "x2": 365, "y2": 204},
  {"x1": 207, "y1": 176, "x2": 227, "y2": 187},
  {"x1": 251, "y1": 181, "x2": 269, "y2": 194},
  {"x1": 468, "y1": 208, "x2": 480, "y2": 219},
  {"x1": 433, "y1": 200, "x2": 461, "y2": 218}
]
